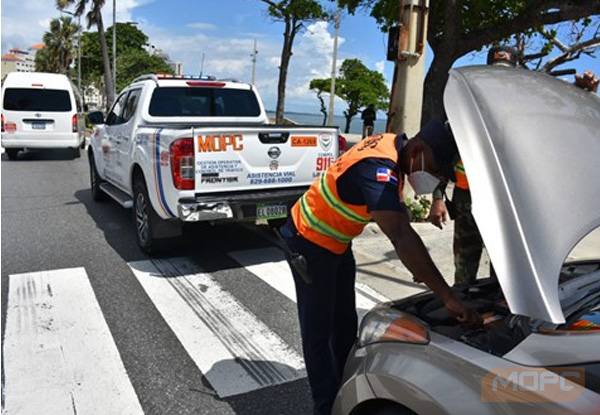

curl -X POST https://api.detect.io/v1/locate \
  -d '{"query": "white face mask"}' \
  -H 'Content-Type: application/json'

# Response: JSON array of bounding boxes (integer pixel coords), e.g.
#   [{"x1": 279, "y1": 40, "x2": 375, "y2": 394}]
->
[{"x1": 407, "y1": 152, "x2": 440, "y2": 195}]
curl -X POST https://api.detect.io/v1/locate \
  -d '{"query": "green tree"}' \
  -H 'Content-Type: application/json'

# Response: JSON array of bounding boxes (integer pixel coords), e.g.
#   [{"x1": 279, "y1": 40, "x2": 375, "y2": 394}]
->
[
  {"x1": 258, "y1": 0, "x2": 329, "y2": 124},
  {"x1": 335, "y1": 58, "x2": 389, "y2": 133},
  {"x1": 338, "y1": 0, "x2": 599, "y2": 122},
  {"x1": 36, "y1": 16, "x2": 80, "y2": 74},
  {"x1": 79, "y1": 24, "x2": 173, "y2": 99},
  {"x1": 309, "y1": 78, "x2": 331, "y2": 125},
  {"x1": 57, "y1": 0, "x2": 115, "y2": 110}
]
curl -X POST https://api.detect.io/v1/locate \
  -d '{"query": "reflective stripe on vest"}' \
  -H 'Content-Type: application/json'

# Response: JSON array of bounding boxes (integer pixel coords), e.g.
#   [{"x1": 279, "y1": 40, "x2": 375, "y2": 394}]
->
[
  {"x1": 318, "y1": 174, "x2": 371, "y2": 225},
  {"x1": 454, "y1": 159, "x2": 469, "y2": 190},
  {"x1": 298, "y1": 195, "x2": 354, "y2": 244},
  {"x1": 291, "y1": 133, "x2": 402, "y2": 254}
]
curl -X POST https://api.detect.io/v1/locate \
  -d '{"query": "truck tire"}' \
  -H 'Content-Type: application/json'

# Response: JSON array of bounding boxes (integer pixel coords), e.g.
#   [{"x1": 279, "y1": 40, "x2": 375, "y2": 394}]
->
[
  {"x1": 133, "y1": 176, "x2": 166, "y2": 254},
  {"x1": 89, "y1": 154, "x2": 108, "y2": 201},
  {"x1": 6, "y1": 149, "x2": 19, "y2": 160}
]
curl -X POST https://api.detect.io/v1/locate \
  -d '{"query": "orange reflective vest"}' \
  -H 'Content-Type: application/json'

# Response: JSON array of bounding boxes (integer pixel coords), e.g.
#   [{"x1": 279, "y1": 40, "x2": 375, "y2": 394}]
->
[
  {"x1": 454, "y1": 159, "x2": 469, "y2": 190},
  {"x1": 291, "y1": 133, "x2": 403, "y2": 254}
]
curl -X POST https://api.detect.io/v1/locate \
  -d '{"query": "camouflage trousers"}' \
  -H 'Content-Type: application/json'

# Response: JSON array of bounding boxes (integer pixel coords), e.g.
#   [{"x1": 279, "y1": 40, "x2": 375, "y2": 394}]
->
[{"x1": 452, "y1": 188, "x2": 495, "y2": 285}]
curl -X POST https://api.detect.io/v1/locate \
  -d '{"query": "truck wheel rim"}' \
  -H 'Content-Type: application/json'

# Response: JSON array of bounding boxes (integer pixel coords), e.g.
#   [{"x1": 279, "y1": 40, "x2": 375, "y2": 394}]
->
[{"x1": 136, "y1": 193, "x2": 149, "y2": 244}]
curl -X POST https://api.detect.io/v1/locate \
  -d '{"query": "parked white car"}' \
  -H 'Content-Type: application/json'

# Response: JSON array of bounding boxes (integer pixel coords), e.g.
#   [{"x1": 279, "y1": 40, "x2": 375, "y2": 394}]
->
[{"x1": 1, "y1": 72, "x2": 85, "y2": 160}]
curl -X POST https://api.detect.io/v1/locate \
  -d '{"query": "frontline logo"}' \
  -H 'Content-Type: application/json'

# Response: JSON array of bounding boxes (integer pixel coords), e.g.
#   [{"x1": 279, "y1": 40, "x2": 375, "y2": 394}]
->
[{"x1": 197, "y1": 134, "x2": 243, "y2": 152}]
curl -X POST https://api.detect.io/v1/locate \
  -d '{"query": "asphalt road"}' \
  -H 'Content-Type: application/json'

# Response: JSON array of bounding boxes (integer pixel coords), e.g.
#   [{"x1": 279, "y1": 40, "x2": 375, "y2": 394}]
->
[{"x1": 1, "y1": 149, "x2": 316, "y2": 415}]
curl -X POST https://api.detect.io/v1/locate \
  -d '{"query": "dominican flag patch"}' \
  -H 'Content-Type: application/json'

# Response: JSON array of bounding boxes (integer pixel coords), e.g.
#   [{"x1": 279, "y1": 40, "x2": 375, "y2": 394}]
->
[{"x1": 376, "y1": 168, "x2": 398, "y2": 184}]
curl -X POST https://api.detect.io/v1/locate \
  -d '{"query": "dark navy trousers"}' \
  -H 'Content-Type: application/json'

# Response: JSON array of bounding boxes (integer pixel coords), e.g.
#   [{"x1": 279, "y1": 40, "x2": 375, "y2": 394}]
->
[{"x1": 281, "y1": 219, "x2": 358, "y2": 415}]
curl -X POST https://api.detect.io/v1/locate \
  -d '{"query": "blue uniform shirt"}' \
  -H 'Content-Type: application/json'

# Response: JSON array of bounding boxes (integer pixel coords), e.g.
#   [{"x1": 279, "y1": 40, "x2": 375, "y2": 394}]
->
[{"x1": 336, "y1": 158, "x2": 406, "y2": 213}]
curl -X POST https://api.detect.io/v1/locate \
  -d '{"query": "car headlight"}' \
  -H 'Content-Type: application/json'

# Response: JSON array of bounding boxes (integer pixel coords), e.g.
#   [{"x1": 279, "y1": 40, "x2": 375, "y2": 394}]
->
[{"x1": 358, "y1": 304, "x2": 430, "y2": 347}]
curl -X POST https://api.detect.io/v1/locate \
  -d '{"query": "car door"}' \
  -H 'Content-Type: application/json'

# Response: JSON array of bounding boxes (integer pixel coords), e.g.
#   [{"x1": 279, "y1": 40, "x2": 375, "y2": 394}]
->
[
  {"x1": 100, "y1": 91, "x2": 129, "y2": 187},
  {"x1": 114, "y1": 88, "x2": 142, "y2": 192}
]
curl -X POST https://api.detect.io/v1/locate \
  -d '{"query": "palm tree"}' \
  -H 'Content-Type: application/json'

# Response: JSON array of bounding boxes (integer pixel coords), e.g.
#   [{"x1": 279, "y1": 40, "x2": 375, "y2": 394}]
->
[
  {"x1": 57, "y1": 0, "x2": 115, "y2": 109},
  {"x1": 36, "y1": 17, "x2": 79, "y2": 74}
]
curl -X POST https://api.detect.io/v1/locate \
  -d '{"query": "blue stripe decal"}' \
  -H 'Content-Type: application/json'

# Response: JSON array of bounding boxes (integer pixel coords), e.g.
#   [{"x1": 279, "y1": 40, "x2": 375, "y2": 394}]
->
[{"x1": 155, "y1": 129, "x2": 176, "y2": 217}]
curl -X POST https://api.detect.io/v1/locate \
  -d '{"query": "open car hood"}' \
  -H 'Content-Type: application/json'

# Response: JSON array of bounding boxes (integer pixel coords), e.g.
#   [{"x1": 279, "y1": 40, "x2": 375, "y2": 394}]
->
[{"x1": 444, "y1": 66, "x2": 600, "y2": 323}]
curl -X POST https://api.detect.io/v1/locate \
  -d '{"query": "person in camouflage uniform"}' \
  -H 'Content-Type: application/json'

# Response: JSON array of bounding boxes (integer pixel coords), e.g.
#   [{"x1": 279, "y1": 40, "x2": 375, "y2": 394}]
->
[{"x1": 451, "y1": 182, "x2": 494, "y2": 285}]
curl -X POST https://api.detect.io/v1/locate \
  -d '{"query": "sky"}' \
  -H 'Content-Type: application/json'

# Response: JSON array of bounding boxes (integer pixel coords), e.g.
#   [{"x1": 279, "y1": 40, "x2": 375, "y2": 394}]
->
[{"x1": 1, "y1": 0, "x2": 598, "y2": 115}]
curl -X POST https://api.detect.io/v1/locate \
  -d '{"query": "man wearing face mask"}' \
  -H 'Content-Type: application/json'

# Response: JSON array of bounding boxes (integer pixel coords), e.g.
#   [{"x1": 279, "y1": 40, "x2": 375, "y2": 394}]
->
[{"x1": 277, "y1": 120, "x2": 482, "y2": 415}]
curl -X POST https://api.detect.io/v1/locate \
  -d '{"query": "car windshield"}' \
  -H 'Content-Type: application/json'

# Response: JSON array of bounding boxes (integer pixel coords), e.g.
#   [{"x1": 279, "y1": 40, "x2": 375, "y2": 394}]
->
[
  {"x1": 3, "y1": 88, "x2": 72, "y2": 112},
  {"x1": 148, "y1": 87, "x2": 261, "y2": 117}
]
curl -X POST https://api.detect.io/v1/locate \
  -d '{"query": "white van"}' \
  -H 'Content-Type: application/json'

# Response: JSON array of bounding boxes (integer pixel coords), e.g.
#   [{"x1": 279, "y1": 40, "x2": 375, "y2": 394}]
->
[{"x1": 1, "y1": 72, "x2": 85, "y2": 160}]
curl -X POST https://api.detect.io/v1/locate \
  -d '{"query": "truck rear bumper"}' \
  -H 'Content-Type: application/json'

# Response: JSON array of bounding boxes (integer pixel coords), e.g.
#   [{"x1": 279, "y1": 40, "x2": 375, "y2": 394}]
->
[{"x1": 177, "y1": 187, "x2": 307, "y2": 222}]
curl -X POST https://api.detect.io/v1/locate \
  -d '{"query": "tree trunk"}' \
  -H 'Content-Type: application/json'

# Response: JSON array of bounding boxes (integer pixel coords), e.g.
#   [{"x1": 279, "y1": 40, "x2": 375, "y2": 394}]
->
[
  {"x1": 343, "y1": 112, "x2": 351, "y2": 134},
  {"x1": 276, "y1": 20, "x2": 294, "y2": 124},
  {"x1": 96, "y1": 15, "x2": 115, "y2": 111},
  {"x1": 316, "y1": 92, "x2": 327, "y2": 126},
  {"x1": 422, "y1": 0, "x2": 460, "y2": 124},
  {"x1": 421, "y1": 53, "x2": 455, "y2": 123}
]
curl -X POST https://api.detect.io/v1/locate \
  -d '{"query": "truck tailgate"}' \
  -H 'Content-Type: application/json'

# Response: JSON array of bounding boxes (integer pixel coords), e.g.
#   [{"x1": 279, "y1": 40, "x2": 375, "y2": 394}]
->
[{"x1": 192, "y1": 126, "x2": 339, "y2": 193}]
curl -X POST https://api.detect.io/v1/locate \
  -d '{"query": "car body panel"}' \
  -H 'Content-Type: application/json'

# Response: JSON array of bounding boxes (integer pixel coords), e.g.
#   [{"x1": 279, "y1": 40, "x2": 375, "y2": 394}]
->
[
  {"x1": 504, "y1": 332, "x2": 600, "y2": 366},
  {"x1": 444, "y1": 66, "x2": 600, "y2": 324},
  {"x1": 334, "y1": 333, "x2": 600, "y2": 415}
]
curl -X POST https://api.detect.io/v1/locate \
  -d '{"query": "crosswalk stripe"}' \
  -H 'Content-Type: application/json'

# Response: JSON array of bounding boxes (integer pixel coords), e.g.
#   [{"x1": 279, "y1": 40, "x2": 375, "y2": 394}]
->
[
  {"x1": 128, "y1": 257, "x2": 306, "y2": 398},
  {"x1": 3, "y1": 268, "x2": 143, "y2": 415},
  {"x1": 227, "y1": 247, "x2": 388, "y2": 320}
]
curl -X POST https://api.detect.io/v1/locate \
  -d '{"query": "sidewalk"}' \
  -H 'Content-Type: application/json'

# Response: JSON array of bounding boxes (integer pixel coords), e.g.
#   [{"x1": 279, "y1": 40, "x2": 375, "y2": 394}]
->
[
  {"x1": 353, "y1": 221, "x2": 491, "y2": 300},
  {"x1": 353, "y1": 221, "x2": 600, "y2": 302}
]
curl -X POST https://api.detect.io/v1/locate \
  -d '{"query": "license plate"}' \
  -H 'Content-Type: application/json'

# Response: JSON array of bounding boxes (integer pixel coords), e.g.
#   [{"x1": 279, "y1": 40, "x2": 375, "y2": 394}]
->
[
  {"x1": 256, "y1": 202, "x2": 287, "y2": 219},
  {"x1": 32, "y1": 122, "x2": 46, "y2": 130}
]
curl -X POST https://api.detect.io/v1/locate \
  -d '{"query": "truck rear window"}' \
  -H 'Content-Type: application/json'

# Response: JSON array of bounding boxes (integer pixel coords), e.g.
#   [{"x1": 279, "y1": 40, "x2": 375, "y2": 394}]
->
[
  {"x1": 3, "y1": 88, "x2": 72, "y2": 112},
  {"x1": 149, "y1": 87, "x2": 261, "y2": 117}
]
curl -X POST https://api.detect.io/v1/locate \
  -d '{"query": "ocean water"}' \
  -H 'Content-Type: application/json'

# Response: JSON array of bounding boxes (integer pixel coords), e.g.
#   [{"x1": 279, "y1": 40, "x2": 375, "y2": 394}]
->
[{"x1": 267, "y1": 111, "x2": 387, "y2": 135}]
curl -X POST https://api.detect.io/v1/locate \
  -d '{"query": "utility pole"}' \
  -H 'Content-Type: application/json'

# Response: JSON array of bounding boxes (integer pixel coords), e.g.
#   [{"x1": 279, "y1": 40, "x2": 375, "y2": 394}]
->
[
  {"x1": 200, "y1": 53, "x2": 205, "y2": 77},
  {"x1": 386, "y1": 0, "x2": 429, "y2": 136},
  {"x1": 328, "y1": 7, "x2": 341, "y2": 126},
  {"x1": 112, "y1": 0, "x2": 116, "y2": 100},
  {"x1": 251, "y1": 39, "x2": 258, "y2": 85}
]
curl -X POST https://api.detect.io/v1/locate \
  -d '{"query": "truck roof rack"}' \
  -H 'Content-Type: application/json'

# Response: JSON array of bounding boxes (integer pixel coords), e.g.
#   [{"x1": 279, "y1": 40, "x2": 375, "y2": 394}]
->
[{"x1": 132, "y1": 74, "x2": 218, "y2": 84}]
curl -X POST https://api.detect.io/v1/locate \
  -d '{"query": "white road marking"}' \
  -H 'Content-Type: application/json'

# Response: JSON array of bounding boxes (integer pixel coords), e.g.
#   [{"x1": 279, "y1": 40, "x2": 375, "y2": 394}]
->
[
  {"x1": 128, "y1": 257, "x2": 306, "y2": 398},
  {"x1": 3, "y1": 268, "x2": 143, "y2": 415},
  {"x1": 227, "y1": 247, "x2": 388, "y2": 320}
]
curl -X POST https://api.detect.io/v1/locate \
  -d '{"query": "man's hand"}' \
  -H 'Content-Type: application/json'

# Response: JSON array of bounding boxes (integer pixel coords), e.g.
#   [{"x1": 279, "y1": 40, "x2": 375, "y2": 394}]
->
[
  {"x1": 444, "y1": 296, "x2": 483, "y2": 328},
  {"x1": 427, "y1": 198, "x2": 448, "y2": 229},
  {"x1": 574, "y1": 70, "x2": 599, "y2": 93}
]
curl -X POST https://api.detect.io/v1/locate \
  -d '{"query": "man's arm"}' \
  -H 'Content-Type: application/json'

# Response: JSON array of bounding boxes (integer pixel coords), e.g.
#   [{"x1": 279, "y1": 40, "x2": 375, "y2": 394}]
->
[
  {"x1": 371, "y1": 209, "x2": 482, "y2": 327},
  {"x1": 428, "y1": 181, "x2": 449, "y2": 229}
]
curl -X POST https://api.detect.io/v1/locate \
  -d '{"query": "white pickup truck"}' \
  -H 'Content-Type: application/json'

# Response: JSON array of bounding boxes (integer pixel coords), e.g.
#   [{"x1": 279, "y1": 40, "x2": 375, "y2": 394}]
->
[{"x1": 87, "y1": 74, "x2": 341, "y2": 253}]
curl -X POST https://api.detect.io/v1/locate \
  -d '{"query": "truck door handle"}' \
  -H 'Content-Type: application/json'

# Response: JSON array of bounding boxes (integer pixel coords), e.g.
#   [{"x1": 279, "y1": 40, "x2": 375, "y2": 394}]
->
[{"x1": 259, "y1": 132, "x2": 289, "y2": 144}]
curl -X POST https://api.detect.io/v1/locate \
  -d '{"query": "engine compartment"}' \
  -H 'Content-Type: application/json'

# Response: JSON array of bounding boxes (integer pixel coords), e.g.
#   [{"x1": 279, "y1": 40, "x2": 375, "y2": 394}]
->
[{"x1": 394, "y1": 260, "x2": 600, "y2": 357}]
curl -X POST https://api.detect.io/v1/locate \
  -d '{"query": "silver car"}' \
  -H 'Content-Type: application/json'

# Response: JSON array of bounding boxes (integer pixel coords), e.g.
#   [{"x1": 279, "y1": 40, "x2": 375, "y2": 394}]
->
[{"x1": 333, "y1": 66, "x2": 600, "y2": 415}]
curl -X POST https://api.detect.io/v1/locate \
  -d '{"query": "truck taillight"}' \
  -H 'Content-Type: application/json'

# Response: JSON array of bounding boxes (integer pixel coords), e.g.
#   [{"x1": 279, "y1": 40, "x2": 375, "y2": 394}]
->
[
  {"x1": 72, "y1": 114, "x2": 78, "y2": 132},
  {"x1": 1, "y1": 114, "x2": 4, "y2": 133},
  {"x1": 170, "y1": 138, "x2": 195, "y2": 190},
  {"x1": 338, "y1": 134, "x2": 348, "y2": 154}
]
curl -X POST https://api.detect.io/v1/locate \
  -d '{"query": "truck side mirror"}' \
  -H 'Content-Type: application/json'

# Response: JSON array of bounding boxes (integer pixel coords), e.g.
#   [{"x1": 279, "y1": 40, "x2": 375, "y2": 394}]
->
[{"x1": 87, "y1": 111, "x2": 105, "y2": 125}]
